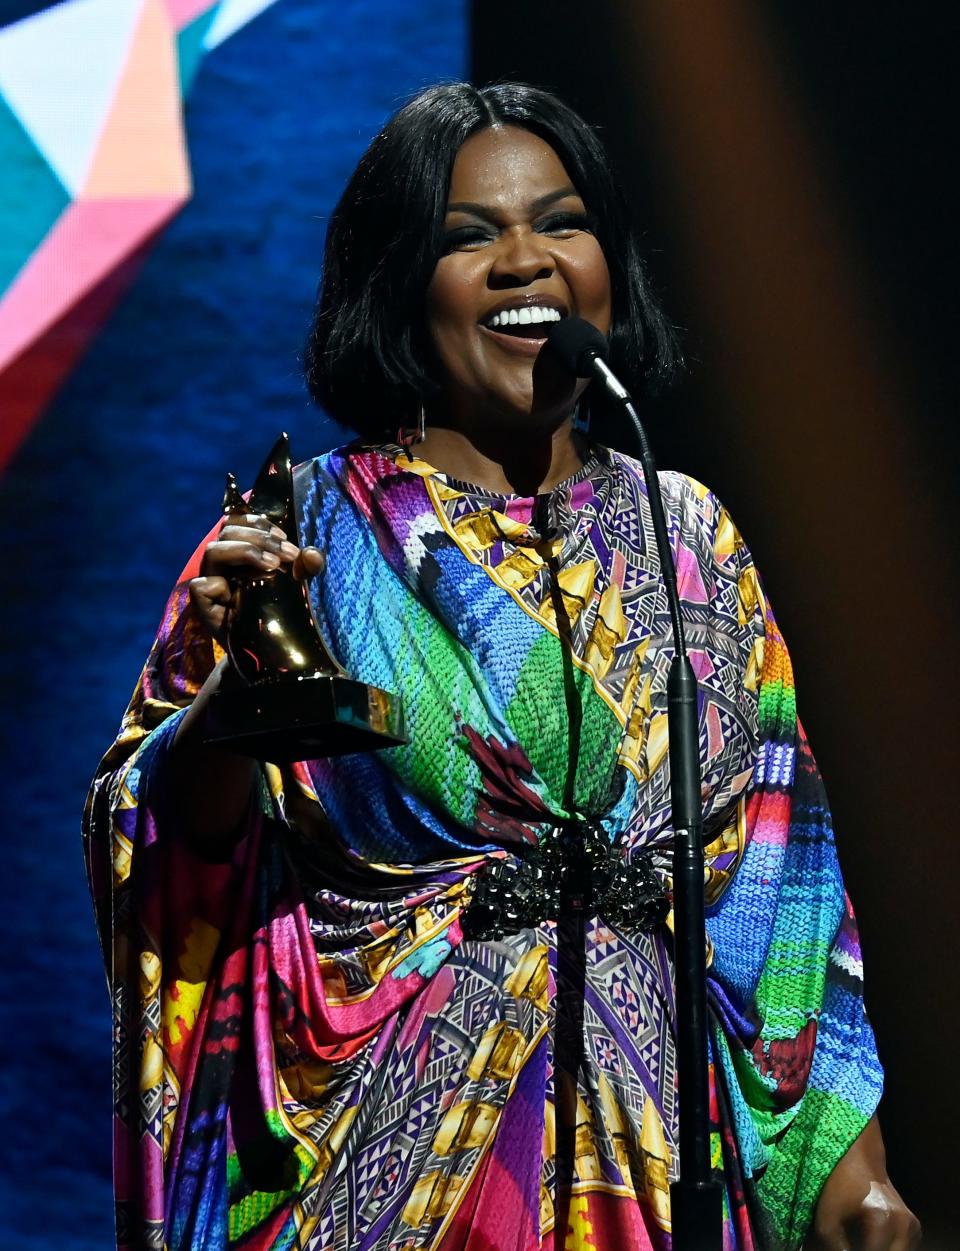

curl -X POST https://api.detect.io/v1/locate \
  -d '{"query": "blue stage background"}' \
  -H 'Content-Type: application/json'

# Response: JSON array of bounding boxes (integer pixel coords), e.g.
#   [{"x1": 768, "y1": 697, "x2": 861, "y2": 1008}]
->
[{"x1": 0, "y1": 3, "x2": 466, "y2": 1244}]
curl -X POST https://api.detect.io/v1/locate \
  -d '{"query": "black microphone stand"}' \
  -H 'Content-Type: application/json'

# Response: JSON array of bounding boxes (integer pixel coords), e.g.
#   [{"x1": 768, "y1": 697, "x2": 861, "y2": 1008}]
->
[{"x1": 587, "y1": 355, "x2": 722, "y2": 1251}]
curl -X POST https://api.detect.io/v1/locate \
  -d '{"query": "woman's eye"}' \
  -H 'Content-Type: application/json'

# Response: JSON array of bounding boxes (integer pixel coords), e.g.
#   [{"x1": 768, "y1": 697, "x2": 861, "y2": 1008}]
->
[
  {"x1": 537, "y1": 211, "x2": 595, "y2": 236},
  {"x1": 441, "y1": 227, "x2": 493, "y2": 252}
]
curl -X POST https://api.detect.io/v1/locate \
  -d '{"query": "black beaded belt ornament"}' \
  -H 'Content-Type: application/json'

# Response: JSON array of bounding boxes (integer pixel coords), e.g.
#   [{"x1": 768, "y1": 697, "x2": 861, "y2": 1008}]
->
[{"x1": 461, "y1": 820, "x2": 669, "y2": 941}]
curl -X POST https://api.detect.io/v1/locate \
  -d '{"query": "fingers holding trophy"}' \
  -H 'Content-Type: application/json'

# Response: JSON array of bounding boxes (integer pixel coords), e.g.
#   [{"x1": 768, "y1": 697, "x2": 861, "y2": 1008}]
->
[{"x1": 202, "y1": 433, "x2": 406, "y2": 761}]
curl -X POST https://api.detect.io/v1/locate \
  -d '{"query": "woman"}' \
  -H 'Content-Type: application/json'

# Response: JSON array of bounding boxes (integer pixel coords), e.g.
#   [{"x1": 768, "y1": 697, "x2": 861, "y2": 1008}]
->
[{"x1": 84, "y1": 83, "x2": 918, "y2": 1250}]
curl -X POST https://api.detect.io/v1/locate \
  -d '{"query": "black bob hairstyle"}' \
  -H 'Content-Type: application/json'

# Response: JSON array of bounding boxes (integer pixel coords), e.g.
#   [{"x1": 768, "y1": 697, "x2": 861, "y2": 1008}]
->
[{"x1": 304, "y1": 82, "x2": 681, "y2": 441}]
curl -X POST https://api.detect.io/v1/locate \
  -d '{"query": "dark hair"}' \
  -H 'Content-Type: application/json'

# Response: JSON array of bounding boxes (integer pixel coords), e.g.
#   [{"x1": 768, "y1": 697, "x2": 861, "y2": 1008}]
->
[{"x1": 304, "y1": 82, "x2": 681, "y2": 441}]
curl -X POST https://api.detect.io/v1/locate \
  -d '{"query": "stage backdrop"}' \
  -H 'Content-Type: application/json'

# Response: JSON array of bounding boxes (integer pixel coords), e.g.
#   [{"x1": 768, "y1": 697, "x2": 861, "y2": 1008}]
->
[{"x1": 0, "y1": 2, "x2": 466, "y2": 1246}]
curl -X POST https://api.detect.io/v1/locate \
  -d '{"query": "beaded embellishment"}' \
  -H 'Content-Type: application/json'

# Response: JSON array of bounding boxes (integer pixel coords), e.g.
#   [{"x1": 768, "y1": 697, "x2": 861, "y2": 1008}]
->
[{"x1": 461, "y1": 822, "x2": 669, "y2": 940}]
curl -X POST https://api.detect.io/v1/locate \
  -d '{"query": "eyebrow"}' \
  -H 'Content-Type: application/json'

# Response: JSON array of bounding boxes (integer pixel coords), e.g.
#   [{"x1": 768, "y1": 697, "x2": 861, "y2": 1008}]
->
[{"x1": 445, "y1": 186, "x2": 583, "y2": 220}]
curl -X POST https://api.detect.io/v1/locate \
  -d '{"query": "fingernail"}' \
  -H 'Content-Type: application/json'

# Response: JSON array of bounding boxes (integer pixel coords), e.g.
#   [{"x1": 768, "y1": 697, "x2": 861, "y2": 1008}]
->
[
  {"x1": 262, "y1": 551, "x2": 280, "y2": 566},
  {"x1": 270, "y1": 526, "x2": 286, "y2": 538},
  {"x1": 280, "y1": 541, "x2": 299, "y2": 560}
]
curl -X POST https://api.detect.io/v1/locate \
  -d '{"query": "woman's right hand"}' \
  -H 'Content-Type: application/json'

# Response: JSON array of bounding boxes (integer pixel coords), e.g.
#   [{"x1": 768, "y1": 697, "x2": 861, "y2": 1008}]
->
[
  {"x1": 172, "y1": 514, "x2": 323, "y2": 844},
  {"x1": 188, "y1": 513, "x2": 324, "y2": 645}
]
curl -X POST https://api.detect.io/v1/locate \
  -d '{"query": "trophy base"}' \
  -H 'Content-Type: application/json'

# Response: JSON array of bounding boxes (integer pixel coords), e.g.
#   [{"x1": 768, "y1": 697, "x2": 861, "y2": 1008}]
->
[{"x1": 203, "y1": 672, "x2": 406, "y2": 761}]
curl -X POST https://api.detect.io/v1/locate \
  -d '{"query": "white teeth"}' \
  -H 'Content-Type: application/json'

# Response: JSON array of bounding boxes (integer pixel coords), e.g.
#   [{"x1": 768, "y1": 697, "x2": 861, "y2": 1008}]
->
[{"x1": 485, "y1": 306, "x2": 563, "y2": 329}]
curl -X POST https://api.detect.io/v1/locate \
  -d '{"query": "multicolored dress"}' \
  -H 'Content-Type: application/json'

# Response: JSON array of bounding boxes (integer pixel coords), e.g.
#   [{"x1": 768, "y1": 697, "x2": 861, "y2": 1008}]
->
[{"x1": 83, "y1": 442, "x2": 883, "y2": 1251}]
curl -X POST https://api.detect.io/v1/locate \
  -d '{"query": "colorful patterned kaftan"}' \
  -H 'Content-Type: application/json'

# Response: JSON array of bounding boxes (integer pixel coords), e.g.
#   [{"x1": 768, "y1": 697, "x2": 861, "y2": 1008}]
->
[{"x1": 83, "y1": 443, "x2": 883, "y2": 1251}]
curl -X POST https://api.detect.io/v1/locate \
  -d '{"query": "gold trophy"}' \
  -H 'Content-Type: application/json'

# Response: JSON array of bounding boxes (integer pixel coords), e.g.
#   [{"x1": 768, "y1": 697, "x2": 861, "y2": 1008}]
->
[{"x1": 202, "y1": 433, "x2": 405, "y2": 761}]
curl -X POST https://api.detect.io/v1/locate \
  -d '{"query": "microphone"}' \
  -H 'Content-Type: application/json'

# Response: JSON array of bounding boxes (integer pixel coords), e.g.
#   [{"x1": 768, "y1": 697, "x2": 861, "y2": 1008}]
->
[
  {"x1": 546, "y1": 316, "x2": 607, "y2": 375},
  {"x1": 546, "y1": 315, "x2": 723, "y2": 1250},
  {"x1": 546, "y1": 317, "x2": 631, "y2": 404}
]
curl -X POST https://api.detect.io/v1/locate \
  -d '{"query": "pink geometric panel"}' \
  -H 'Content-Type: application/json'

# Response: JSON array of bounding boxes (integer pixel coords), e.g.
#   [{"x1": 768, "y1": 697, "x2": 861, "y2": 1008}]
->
[
  {"x1": 0, "y1": 196, "x2": 184, "y2": 373},
  {"x1": 163, "y1": 0, "x2": 218, "y2": 32},
  {"x1": 0, "y1": 229, "x2": 162, "y2": 471}
]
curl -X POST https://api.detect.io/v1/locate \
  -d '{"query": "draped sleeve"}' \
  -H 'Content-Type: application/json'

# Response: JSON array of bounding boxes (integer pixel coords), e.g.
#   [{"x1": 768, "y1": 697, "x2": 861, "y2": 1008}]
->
[
  {"x1": 82, "y1": 513, "x2": 479, "y2": 1251},
  {"x1": 697, "y1": 488, "x2": 884, "y2": 1248}
]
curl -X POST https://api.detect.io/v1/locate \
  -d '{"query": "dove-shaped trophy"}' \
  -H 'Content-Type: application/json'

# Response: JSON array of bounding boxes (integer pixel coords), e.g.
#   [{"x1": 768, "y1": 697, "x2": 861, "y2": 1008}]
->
[{"x1": 202, "y1": 433, "x2": 405, "y2": 760}]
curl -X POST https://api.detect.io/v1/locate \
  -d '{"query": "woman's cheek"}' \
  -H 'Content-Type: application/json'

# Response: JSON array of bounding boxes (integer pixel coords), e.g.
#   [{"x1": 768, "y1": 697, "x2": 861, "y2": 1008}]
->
[{"x1": 565, "y1": 241, "x2": 612, "y2": 333}]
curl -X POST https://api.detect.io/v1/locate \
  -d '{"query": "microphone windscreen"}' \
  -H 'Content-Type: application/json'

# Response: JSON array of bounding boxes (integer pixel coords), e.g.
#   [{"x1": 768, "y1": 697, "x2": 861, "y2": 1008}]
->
[{"x1": 545, "y1": 317, "x2": 609, "y2": 377}]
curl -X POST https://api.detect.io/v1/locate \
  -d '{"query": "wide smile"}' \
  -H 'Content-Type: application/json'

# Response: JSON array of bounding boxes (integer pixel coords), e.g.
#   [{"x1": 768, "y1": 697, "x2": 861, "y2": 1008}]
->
[{"x1": 478, "y1": 302, "x2": 566, "y2": 358}]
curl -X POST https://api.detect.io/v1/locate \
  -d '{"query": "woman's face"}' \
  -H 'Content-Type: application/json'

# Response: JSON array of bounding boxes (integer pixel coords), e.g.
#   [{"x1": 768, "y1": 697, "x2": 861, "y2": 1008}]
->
[{"x1": 426, "y1": 125, "x2": 612, "y2": 434}]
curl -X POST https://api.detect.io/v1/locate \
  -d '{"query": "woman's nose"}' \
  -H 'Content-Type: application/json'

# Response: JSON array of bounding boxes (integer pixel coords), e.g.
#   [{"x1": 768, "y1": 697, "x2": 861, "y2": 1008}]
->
[{"x1": 489, "y1": 228, "x2": 554, "y2": 287}]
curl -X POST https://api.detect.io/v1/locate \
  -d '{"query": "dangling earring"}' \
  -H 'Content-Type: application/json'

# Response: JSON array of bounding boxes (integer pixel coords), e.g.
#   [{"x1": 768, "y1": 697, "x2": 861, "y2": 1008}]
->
[{"x1": 397, "y1": 403, "x2": 426, "y2": 458}]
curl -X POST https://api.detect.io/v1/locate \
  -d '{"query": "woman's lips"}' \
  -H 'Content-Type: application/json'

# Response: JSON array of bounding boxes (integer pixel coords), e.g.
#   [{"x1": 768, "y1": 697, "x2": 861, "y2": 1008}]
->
[{"x1": 478, "y1": 324, "x2": 549, "y2": 356}]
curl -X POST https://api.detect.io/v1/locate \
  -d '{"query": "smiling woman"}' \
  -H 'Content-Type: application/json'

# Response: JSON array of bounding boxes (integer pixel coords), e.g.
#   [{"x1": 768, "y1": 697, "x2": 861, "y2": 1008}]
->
[
  {"x1": 84, "y1": 82, "x2": 918, "y2": 1251},
  {"x1": 421, "y1": 126, "x2": 612, "y2": 485},
  {"x1": 304, "y1": 83, "x2": 679, "y2": 467}
]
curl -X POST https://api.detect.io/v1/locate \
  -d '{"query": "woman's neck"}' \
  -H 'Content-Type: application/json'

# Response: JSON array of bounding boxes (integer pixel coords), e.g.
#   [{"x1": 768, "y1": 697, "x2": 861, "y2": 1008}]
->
[{"x1": 415, "y1": 419, "x2": 585, "y2": 496}]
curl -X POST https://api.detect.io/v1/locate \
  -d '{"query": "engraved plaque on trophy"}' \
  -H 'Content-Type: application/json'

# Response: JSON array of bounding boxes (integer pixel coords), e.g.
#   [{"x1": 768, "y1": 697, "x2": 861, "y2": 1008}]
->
[{"x1": 203, "y1": 433, "x2": 406, "y2": 761}]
